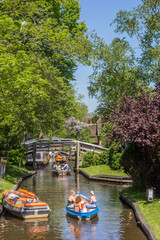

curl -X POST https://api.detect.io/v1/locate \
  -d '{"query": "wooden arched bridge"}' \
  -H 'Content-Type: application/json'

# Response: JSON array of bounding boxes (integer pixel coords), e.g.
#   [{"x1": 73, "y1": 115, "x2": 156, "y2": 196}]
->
[
  {"x1": 24, "y1": 138, "x2": 132, "y2": 184},
  {"x1": 24, "y1": 137, "x2": 107, "y2": 170}
]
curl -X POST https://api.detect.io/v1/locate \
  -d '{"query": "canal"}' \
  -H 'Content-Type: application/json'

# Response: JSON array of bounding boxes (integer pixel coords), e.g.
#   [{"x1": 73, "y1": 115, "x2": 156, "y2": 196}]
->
[{"x1": 0, "y1": 162, "x2": 147, "y2": 240}]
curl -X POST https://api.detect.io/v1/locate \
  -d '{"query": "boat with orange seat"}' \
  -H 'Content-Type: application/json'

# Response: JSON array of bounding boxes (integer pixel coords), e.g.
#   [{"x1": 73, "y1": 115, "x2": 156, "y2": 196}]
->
[
  {"x1": 2, "y1": 189, "x2": 51, "y2": 219},
  {"x1": 55, "y1": 155, "x2": 65, "y2": 162}
]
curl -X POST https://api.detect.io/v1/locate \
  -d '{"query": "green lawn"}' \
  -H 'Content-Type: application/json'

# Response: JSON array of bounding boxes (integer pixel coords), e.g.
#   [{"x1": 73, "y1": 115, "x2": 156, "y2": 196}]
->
[
  {"x1": 0, "y1": 179, "x2": 14, "y2": 194},
  {"x1": 123, "y1": 187, "x2": 160, "y2": 240},
  {"x1": 82, "y1": 164, "x2": 128, "y2": 177},
  {"x1": 0, "y1": 165, "x2": 33, "y2": 202}
]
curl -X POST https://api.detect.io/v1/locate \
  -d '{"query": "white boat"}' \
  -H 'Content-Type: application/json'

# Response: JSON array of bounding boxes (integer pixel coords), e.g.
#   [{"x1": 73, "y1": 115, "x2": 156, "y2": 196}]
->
[{"x1": 2, "y1": 189, "x2": 51, "y2": 219}]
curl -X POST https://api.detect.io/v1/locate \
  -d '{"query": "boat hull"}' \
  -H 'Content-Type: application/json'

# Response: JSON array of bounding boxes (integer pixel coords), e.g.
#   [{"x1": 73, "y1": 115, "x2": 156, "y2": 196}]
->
[
  {"x1": 66, "y1": 193, "x2": 99, "y2": 220},
  {"x1": 2, "y1": 189, "x2": 51, "y2": 220},
  {"x1": 3, "y1": 199, "x2": 50, "y2": 219},
  {"x1": 66, "y1": 206, "x2": 99, "y2": 220},
  {"x1": 52, "y1": 170, "x2": 71, "y2": 175}
]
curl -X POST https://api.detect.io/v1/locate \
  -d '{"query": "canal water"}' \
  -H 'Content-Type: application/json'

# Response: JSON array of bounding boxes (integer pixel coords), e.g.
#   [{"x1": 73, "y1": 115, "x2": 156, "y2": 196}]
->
[{"x1": 0, "y1": 162, "x2": 147, "y2": 240}]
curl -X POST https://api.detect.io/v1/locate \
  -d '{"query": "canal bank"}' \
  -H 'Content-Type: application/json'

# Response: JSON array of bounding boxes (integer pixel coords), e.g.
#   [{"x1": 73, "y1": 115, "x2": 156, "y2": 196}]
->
[
  {"x1": 0, "y1": 163, "x2": 148, "y2": 240},
  {"x1": 119, "y1": 192, "x2": 157, "y2": 240},
  {"x1": 11, "y1": 171, "x2": 37, "y2": 191},
  {"x1": 0, "y1": 169, "x2": 36, "y2": 216},
  {"x1": 77, "y1": 168, "x2": 133, "y2": 184},
  {"x1": 76, "y1": 167, "x2": 158, "y2": 240}
]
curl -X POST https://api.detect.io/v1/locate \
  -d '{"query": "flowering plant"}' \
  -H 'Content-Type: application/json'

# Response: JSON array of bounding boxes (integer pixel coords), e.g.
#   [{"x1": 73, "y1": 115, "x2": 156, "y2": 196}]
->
[{"x1": 65, "y1": 117, "x2": 90, "y2": 141}]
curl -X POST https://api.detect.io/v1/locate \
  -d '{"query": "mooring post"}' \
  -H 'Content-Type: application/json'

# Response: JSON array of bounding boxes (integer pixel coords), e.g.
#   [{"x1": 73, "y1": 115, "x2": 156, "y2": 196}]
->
[
  {"x1": 48, "y1": 143, "x2": 50, "y2": 158},
  {"x1": 33, "y1": 142, "x2": 36, "y2": 169},
  {"x1": 75, "y1": 142, "x2": 80, "y2": 172},
  {"x1": 93, "y1": 146, "x2": 95, "y2": 155},
  {"x1": 69, "y1": 144, "x2": 72, "y2": 161}
]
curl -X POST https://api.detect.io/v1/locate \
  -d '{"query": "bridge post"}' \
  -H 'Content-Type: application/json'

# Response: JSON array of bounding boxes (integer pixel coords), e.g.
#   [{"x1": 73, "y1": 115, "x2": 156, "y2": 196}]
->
[
  {"x1": 32, "y1": 142, "x2": 36, "y2": 169},
  {"x1": 75, "y1": 142, "x2": 80, "y2": 172},
  {"x1": 69, "y1": 144, "x2": 72, "y2": 160}
]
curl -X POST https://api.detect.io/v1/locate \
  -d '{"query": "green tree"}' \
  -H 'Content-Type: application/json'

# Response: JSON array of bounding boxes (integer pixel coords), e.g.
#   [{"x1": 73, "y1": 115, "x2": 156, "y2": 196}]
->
[
  {"x1": 89, "y1": 0, "x2": 160, "y2": 113},
  {"x1": 112, "y1": 0, "x2": 160, "y2": 83},
  {"x1": 74, "y1": 94, "x2": 89, "y2": 121},
  {"x1": 88, "y1": 36, "x2": 148, "y2": 114},
  {"x1": 108, "y1": 86, "x2": 160, "y2": 191},
  {"x1": 0, "y1": 0, "x2": 91, "y2": 81},
  {"x1": 0, "y1": 0, "x2": 91, "y2": 159}
]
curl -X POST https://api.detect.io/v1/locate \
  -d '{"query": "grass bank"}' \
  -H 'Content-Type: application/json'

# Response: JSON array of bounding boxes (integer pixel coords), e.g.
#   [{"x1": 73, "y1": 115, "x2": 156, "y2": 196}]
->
[
  {"x1": 0, "y1": 165, "x2": 33, "y2": 202},
  {"x1": 122, "y1": 187, "x2": 160, "y2": 240},
  {"x1": 81, "y1": 164, "x2": 128, "y2": 177}
]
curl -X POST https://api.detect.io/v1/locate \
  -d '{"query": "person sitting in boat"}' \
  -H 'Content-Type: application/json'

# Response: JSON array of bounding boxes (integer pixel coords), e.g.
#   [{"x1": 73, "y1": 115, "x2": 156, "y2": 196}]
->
[
  {"x1": 67, "y1": 190, "x2": 75, "y2": 205},
  {"x1": 55, "y1": 162, "x2": 61, "y2": 171},
  {"x1": 74, "y1": 195, "x2": 83, "y2": 212},
  {"x1": 62, "y1": 161, "x2": 69, "y2": 170},
  {"x1": 84, "y1": 191, "x2": 97, "y2": 209},
  {"x1": 49, "y1": 151, "x2": 53, "y2": 158},
  {"x1": 54, "y1": 150, "x2": 58, "y2": 157},
  {"x1": 52, "y1": 163, "x2": 56, "y2": 170}
]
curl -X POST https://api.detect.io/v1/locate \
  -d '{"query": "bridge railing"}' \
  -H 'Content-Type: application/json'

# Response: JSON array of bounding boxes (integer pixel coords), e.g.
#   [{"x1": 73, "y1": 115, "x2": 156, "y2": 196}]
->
[
  {"x1": 25, "y1": 139, "x2": 107, "y2": 153},
  {"x1": 24, "y1": 138, "x2": 108, "y2": 169}
]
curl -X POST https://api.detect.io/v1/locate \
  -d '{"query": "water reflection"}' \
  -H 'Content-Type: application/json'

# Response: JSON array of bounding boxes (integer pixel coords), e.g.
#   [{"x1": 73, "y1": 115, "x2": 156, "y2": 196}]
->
[
  {"x1": 32, "y1": 174, "x2": 36, "y2": 193},
  {"x1": 0, "y1": 214, "x2": 49, "y2": 240},
  {"x1": 118, "y1": 206, "x2": 145, "y2": 240},
  {"x1": 23, "y1": 219, "x2": 49, "y2": 240},
  {"x1": 67, "y1": 217, "x2": 81, "y2": 239},
  {"x1": 75, "y1": 172, "x2": 80, "y2": 193},
  {"x1": 67, "y1": 216, "x2": 98, "y2": 240}
]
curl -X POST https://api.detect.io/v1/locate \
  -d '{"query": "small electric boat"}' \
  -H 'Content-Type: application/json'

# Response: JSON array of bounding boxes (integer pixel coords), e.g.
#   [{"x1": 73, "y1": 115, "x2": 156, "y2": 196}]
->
[
  {"x1": 51, "y1": 158, "x2": 71, "y2": 175},
  {"x1": 66, "y1": 193, "x2": 99, "y2": 220},
  {"x1": 2, "y1": 189, "x2": 51, "y2": 219},
  {"x1": 51, "y1": 169, "x2": 71, "y2": 175}
]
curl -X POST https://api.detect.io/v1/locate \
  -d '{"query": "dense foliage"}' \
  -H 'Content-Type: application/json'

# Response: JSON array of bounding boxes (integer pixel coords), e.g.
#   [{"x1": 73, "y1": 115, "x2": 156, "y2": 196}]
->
[
  {"x1": 108, "y1": 86, "x2": 160, "y2": 192},
  {"x1": 87, "y1": 0, "x2": 160, "y2": 192},
  {"x1": 7, "y1": 147, "x2": 26, "y2": 165},
  {"x1": 81, "y1": 151, "x2": 110, "y2": 168},
  {"x1": 89, "y1": 0, "x2": 160, "y2": 114},
  {"x1": 88, "y1": 36, "x2": 147, "y2": 114},
  {"x1": 81, "y1": 149, "x2": 123, "y2": 171},
  {"x1": 0, "y1": 0, "x2": 91, "y2": 159},
  {"x1": 113, "y1": 0, "x2": 160, "y2": 83}
]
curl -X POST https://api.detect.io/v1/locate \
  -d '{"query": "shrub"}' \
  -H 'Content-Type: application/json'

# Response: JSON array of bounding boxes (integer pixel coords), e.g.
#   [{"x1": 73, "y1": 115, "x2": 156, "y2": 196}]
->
[
  {"x1": 109, "y1": 152, "x2": 123, "y2": 170},
  {"x1": 81, "y1": 152, "x2": 94, "y2": 167},
  {"x1": 121, "y1": 143, "x2": 146, "y2": 187},
  {"x1": 8, "y1": 147, "x2": 26, "y2": 166},
  {"x1": 98, "y1": 150, "x2": 110, "y2": 165},
  {"x1": 107, "y1": 140, "x2": 123, "y2": 170},
  {"x1": 81, "y1": 150, "x2": 110, "y2": 168},
  {"x1": 93, "y1": 154, "x2": 99, "y2": 166}
]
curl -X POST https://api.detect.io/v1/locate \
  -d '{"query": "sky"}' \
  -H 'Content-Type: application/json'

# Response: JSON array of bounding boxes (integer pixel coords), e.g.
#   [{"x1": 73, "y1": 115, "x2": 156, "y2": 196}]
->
[{"x1": 75, "y1": 0, "x2": 142, "y2": 113}]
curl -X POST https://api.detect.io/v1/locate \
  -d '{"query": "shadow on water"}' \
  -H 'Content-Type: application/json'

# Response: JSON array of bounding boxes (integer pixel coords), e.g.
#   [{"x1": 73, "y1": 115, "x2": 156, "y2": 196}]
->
[{"x1": 0, "y1": 161, "x2": 147, "y2": 240}]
